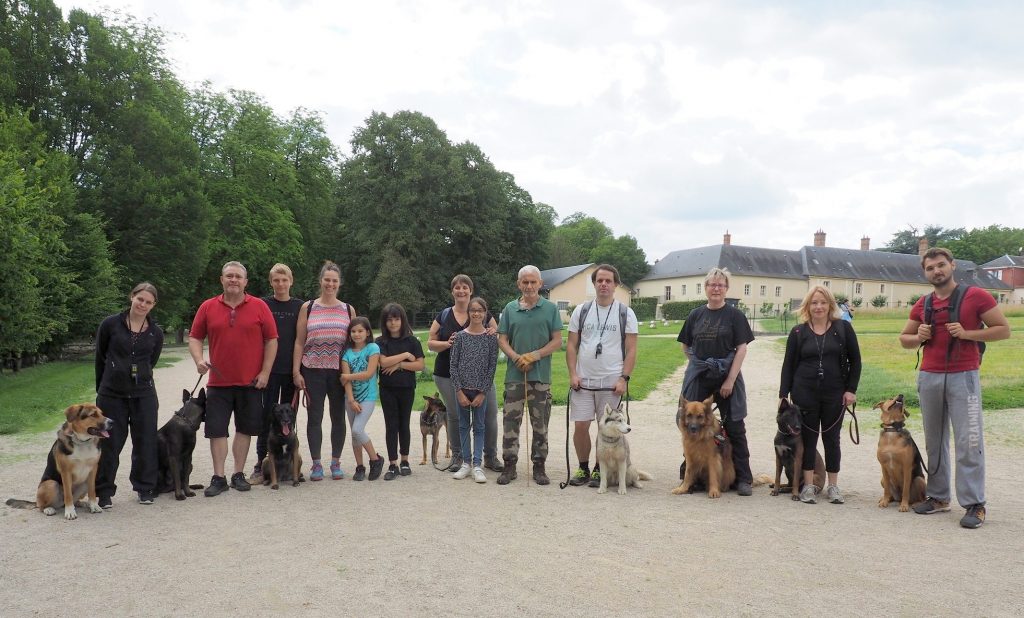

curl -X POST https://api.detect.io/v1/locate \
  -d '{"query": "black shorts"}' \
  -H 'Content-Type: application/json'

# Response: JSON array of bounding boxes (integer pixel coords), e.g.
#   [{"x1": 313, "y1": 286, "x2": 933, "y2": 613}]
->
[{"x1": 205, "y1": 386, "x2": 263, "y2": 438}]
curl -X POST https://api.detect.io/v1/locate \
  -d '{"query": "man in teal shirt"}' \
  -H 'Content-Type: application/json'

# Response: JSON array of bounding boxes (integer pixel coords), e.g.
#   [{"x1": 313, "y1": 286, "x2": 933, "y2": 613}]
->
[{"x1": 497, "y1": 265, "x2": 563, "y2": 485}]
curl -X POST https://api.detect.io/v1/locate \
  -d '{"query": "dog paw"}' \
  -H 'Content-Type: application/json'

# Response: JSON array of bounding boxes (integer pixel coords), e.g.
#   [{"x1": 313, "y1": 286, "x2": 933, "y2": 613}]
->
[
  {"x1": 877, "y1": 498, "x2": 890, "y2": 508},
  {"x1": 64, "y1": 507, "x2": 78, "y2": 520},
  {"x1": 898, "y1": 503, "x2": 910, "y2": 512},
  {"x1": 292, "y1": 481, "x2": 300, "y2": 487},
  {"x1": 176, "y1": 493, "x2": 186, "y2": 501},
  {"x1": 708, "y1": 490, "x2": 721, "y2": 499},
  {"x1": 89, "y1": 502, "x2": 102, "y2": 514},
  {"x1": 770, "y1": 488, "x2": 780, "y2": 496},
  {"x1": 42, "y1": 506, "x2": 57, "y2": 516},
  {"x1": 597, "y1": 487, "x2": 607, "y2": 494},
  {"x1": 617, "y1": 488, "x2": 627, "y2": 495},
  {"x1": 271, "y1": 484, "x2": 279, "y2": 490},
  {"x1": 184, "y1": 489, "x2": 196, "y2": 497}
]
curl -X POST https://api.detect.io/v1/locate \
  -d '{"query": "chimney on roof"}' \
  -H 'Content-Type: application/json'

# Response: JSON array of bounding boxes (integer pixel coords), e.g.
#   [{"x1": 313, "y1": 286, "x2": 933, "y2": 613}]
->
[
  {"x1": 814, "y1": 229, "x2": 826, "y2": 247},
  {"x1": 860, "y1": 236, "x2": 870, "y2": 251},
  {"x1": 918, "y1": 236, "x2": 929, "y2": 256},
  {"x1": 723, "y1": 230, "x2": 731, "y2": 246}
]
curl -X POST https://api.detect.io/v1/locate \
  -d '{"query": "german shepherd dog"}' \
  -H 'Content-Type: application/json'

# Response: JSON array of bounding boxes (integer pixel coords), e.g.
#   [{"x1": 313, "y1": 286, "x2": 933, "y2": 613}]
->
[
  {"x1": 419, "y1": 394, "x2": 449, "y2": 465},
  {"x1": 874, "y1": 394, "x2": 927, "y2": 512},
  {"x1": 672, "y1": 395, "x2": 735, "y2": 498},
  {"x1": 772, "y1": 399, "x2": 826, "y2": 499},
  {"x1": 595, "y1": 404, "x2": 651, "y2": 495},
  {"x1": 157, "y1": 389, "x2": 206, "y2": 500},
  {"x1": 261, "y1": 402, "x2": 302, "y2": 489},
  {"x1": 6, "y1": 404, "x2": 112, "y2": 519}
]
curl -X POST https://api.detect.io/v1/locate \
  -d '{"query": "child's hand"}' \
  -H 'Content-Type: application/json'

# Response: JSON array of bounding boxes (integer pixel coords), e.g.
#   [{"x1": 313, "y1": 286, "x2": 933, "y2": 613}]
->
[
  {"x1": 348, "y1": 399, "x2": 362, "y2": 413},
  {"x1": 471, "y1": 394, "x2": 485, "y2": 408},
  {"x1": 457, "y1": 392, "x2": 471, "y2": 407},
  {"x1": 339, "y1": 373, "x2": 351, "y2": 383}
]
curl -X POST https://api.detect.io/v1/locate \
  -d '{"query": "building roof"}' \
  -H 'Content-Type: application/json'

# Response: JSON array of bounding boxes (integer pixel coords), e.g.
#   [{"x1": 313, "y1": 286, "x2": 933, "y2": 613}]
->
[
  {"x1": 981, "y1": 254, "x2": 1024, "y2": 268},
  {"x1": 539, "y1": 263, "x2": 592, "y2": 291},
  {"x1": 643, "y1": 245, "x2": 1010, "y2": 290}
]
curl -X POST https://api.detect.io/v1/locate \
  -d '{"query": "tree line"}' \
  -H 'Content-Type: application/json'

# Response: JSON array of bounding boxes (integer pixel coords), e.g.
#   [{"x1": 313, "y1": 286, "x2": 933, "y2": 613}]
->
[{"x1": 1, "y1": 0, "x2": 648, "y2": 363}]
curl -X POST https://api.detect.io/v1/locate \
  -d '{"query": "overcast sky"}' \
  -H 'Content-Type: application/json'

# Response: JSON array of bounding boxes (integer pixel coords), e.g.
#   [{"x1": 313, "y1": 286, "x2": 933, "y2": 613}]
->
[{"x1": 54, "y1": 0, "x2": 1024, "y2": 261}]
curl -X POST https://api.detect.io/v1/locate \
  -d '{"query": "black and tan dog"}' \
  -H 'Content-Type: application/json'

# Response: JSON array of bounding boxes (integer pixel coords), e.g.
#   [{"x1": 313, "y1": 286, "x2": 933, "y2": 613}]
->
[
  {"x1": 874, "y1": 394, "x2": 927, "y2": 512},
  {"x1": 6, "y1": 404, "x2": 112, "y2": 519},
  {"x1": 672, "y1": 395, "x2": 735, "y2": 498},
  {"x1": 772, "y1": 399, "x2": 826, "y2": 499},
  {"x1": 157, "y1": 388, "x2": 207, "y2": 500},
  {"x1": 261, "y1": 402, "x2": 302, "y2": 489},
  {"x1": 419, "y1": 393, "x2": 449, "y2": 466}
]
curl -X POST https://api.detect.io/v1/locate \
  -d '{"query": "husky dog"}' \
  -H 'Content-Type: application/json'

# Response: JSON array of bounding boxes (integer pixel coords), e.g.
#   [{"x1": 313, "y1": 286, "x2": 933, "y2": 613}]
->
[{"x1": 595, "y1": 404, "x2": 651, "y2": 495}]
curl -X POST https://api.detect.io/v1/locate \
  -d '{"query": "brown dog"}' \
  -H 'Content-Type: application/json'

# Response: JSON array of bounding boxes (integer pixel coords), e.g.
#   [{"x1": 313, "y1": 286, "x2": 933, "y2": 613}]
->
[
  {"x1": 672, "y1": 395, "x2": 735, "y2": 498},
  {"x1": 874, "y1": 394, "x2": 927, "y2": 512},
  {"x1": 772, "y1": 399, "x2": 826, "y2": 499},
  {"x1": 6, "y1": 404, "x2": 112, "y2": 520},
  {"x1": 419, "y1": 393, "x2": 449, "y2": 465}
]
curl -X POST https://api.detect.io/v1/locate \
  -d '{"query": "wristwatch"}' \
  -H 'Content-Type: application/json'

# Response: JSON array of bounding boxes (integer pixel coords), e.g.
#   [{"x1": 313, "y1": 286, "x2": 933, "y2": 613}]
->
[{"x1": 620, "y1": 375, "x2": 630, "y2": 382}]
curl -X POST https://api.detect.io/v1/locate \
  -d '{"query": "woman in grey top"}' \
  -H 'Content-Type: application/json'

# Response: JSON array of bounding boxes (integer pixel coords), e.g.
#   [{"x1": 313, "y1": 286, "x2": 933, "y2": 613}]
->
[{"x1": 449, "y1": 297, "x2": 498, "y2": 483}]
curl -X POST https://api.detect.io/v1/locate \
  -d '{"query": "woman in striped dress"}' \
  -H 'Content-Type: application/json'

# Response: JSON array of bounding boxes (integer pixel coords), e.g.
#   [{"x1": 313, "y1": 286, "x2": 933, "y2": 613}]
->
[{"x1": 293, "y1": 262, "x2": 356, "y2": 481}]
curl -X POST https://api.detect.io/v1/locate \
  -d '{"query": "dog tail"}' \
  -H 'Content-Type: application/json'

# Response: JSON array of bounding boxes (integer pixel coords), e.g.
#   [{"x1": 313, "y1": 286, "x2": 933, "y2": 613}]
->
[
  {"x1": 5, "y1": 498, "x2": 37, "y2": 510},
  {"x1": 752, "y1": 473, "x2": 773, "y2": 487},
  {"x1": 188, "y1": 484, "x2": 204, "y2": 490},
  {"x1": 636, "y1": 470, "x2": 653, "y2": 481}
]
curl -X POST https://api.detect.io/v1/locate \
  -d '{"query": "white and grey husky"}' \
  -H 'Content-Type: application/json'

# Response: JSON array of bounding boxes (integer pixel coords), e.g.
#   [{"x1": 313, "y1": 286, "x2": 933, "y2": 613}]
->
[{"x1": 596, "y1": 404, "x2": 652, "y2": 495}]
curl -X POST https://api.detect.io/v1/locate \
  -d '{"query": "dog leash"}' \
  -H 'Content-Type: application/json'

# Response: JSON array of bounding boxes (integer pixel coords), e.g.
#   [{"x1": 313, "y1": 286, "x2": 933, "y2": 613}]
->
[
  {"x1": 559, "y1": 389, "x2": 572, "y2": 489},
  {"x1": 801, "y1": 402, "x2": 860, "y2": 444},
  {"x1": 188, "y1": 373, "x2": 205, "y2": 399}
]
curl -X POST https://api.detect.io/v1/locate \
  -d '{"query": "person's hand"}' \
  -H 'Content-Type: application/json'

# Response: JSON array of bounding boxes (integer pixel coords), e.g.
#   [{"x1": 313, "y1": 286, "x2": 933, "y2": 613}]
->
[
  {"x1": 348, "y1": 399, "x2": 362, "y2": 413},
  {"x1": 381, "y1": 364, "x2": 400, "y2": 376},
  {"x1": 195, "y1": 360, "x2": 210, "y2": 375},
  {"x1": 613, "y1": 376, "x2": 626, "y2": 396},
  {"x1": 843, "y1": 391, "x2": 857, "y2": 407},
  {"x1": 293, "y1": 373, "x2": 305, "y2": 390},
  {"x1": 917, "y1": 323, "x2": 932, "y2": 343},
  {"x1": 340, "y1": 373, "x2": 351, "y2": 384},
  {"x1": 471, "y1": 393, "x2": 485, "y2": 407},
  {"x1": 569, "y1": 375, "x2": 581, "y2": 390},
  {"x1": 946, "y1": 322, "x2": 965, "y2": 339},
  {"x1": 516, "y1": 352, "x2": 537, "y2": 372},
  {"x1": 254, "y1": 372, "x2": 270, "y2": 389},
  {"x1": 457, "y1": 391, "x2": 471, "y2": 407},
  {"x1": 719, "y1": 379, "x2": 735, "y2": 398},
  {"x1": 484, "y1": 324, "x2": 498, "y2": 336}
]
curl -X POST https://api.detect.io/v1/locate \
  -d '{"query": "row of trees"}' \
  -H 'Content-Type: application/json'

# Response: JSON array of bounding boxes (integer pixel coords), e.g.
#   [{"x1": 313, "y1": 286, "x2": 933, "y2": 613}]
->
[
  {"x1": 1, "y1": 0, "x2": 646, "y2": 362},
  {"x1": 880, "y1": 225, "x2": 1024, "y2": 265}
]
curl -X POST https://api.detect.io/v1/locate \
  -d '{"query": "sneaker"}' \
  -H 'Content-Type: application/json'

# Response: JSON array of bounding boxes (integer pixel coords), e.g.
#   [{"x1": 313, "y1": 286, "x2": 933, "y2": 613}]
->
[
  {"x1": 353, "y1": 465, "x2": 366, "y2": 481},
  {"x1": 736, "y1": 481, "x2": 753, "y2": 497},
  {"x1": 960, "y1": 504, "x2": 986, "y2": 529},
  {"x1": 826, "y1": 484, "x2": 845, "y2": 504},
  {"x1": 310, "y1": 462, "x2": 324, "y2": 482},
  {"x1": 452, "y1": 463, "x2": 472, "y2": 480},
  {"x1": 399, "y1": 461, "x2": 412, "y2": 476},
  {"x1": 230, "y1": 472, "x2": 251, "y2": 492},
  {"x1": 913, "y1": 497, "x2": 951, "y2": 515},
  {"x1": 137, "y1": 491, "x2": 155, "y2": 505},
  {"x1": 384, "y1": 464, "x2": 399, "y2": 481},
  {"x1": 248, "y1": 465, "x2": 263, "y2": 485},
  {"x1": 484, "y1": 456, "x2": 504, "y2": 472},
  {"x1": 204, "y1": 475, "x2": 228, "y2": 497},
  {"x1": 799, "y1": 484, "x2": 817, "y2": 504},
  {"x1": 588, "y1": 469, "x2": 601, "y2": 488},
  {"x1": 368, "y1": 455, "x2": 386, "y2": 481},
  {"x1": 472, "y1": 466, "x2": 487, "y2": 483},
  {"x1": 568, "y1": 468, "x2": 590, "y2": 487},
  {"x1": 447, "y1": 458, "x2": 464, "y2": 472},
  {"x1": 330, "y1": 461, "x2": 345, "y2": 480},
  {"x1": 98, "y1": 496, "x2": 112, "y2": 510}
]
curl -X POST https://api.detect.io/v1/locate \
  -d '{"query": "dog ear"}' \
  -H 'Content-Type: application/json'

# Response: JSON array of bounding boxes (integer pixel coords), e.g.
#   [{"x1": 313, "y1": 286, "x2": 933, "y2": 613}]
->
[
  {"x1": 872, "y1": 400, "x2": 885, "y2": 410},
  {"x1": 182, "y1": 389, "x2": 190, "y2": 404},
  {"x1": 197, "y1": 388, "x2": 207, "y2": 404},
  {"x1": 702, "y1": 395, "x2": 715, "y2": 411}
]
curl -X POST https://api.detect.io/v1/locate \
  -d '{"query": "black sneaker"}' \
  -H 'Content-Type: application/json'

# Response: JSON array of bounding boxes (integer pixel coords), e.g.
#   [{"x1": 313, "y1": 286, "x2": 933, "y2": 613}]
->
[
  {"x1": 368, "y1": 455, "x2": 385, "y2": 481},
  {"x1": 399, "y1": 461, "x2": 412, "y2": 476},
  {"x1": 913, "y1": 497, "x2": 951, "y2": 515},
  {"x1": 353, "y1": 465, "x2": 366, "y2": 481},
  {"x1": 960, "y1": 504, "x2": 986, "y2": 529},
  {"x1": 588, "y1": 469, "x2": 601, "y2": 488},
  {"x1": 229, "y1": 472, "x2": 251, "y2": 492},
  {"x1": 384, "y1": 464, "x2": 399, "y2": 481},
  {"x1": 447, "y1": 458, "x2": 464, "y2": 472},
  {"x1": 204, "y1": 475, "x2": 229, "y2": 497},
  {"x1": 568, "y1": 468, "x2": 590, "y2": 486},
  {"x1": 736, "y1": 481, "x2": 753, "y2": 497},
  {"x1": 137, "y1": 491, "x2": 155, "y2": 505},
  {"x1": 98, "y1": 496, "x2": 113, "y2": 509},
  {"x1": 484, "y1": 456, "x2": 504, "y2": 472}
]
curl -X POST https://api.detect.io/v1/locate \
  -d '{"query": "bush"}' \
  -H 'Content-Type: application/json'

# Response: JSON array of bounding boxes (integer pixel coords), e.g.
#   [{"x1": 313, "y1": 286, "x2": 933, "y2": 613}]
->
[
  {"x1": 417, "y1": 366, "x2": 434, "y2": 382},
  {"x1": 871, "y1": 294, "x2": 888, "y2": 308},
  {"x1": 661, "y1": 300, "x2": 704, "y2": 320},
  {"x1": 631, "y1": 297, "x2": 658, "y2": 321},
  {"x1": 759, "y1": 301, "x2": 776, "y2": 317},
  {"x1": 909, "y1": 293, "x2": 923, "y2": 306},
  {"x1": 852, "y1": 297, "x2": 863, "y2": 307},
  {"x1": 834, "y1": 293, "x2": 849, "y2": 303}
]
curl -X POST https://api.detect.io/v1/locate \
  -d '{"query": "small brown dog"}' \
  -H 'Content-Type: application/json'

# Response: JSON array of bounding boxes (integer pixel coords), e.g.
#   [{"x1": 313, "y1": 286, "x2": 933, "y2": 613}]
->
[
  {"x1": 419, "y1": 394, "x2": 449, "y2": 465},
  {"x1": 874, "y1": 394, "x2": 927, "y2": 512},
  {"x1": 6, "y1": 404, "x2": 112, "y2": 519},
  {"x1": 672, "y1": 395, "x2": 735, "y2": 499}
]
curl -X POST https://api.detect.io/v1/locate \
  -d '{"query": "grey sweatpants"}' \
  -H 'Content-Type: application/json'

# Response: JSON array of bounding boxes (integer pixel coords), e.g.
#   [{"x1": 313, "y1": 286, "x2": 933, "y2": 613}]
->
[
  {"x1": 917, "y1": 370, "x2": 985, "y2": 507},
  {"x1": 433, "y1": 375, "x2": 499, "y2": 461}
]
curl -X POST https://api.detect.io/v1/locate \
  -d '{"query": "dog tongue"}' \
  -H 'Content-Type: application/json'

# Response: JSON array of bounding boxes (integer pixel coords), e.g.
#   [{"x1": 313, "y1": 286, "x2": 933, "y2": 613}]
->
[
  {"x1": 282, "y1": 424, "x2": 291, "y2": 436},
  {"x1": 99, "y1": 430, "x2": 110, "y2": 438}
]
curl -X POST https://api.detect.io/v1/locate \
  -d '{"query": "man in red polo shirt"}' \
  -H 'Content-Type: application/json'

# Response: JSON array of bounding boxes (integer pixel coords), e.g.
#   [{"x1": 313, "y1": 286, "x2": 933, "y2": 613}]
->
[{"x1": 189, "y1": 261, "x2": 278, "y2": 496}]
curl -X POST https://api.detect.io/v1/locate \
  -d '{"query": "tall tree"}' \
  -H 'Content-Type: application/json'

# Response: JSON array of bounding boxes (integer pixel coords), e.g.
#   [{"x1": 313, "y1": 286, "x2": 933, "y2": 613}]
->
[
  {"x1": 880, "y1": 225, "x2": 965, "y2": 254},
  {"x1": 591, "y1": 234, "x2": 648, "y2": 287},
  {"x1": 945, "y1": 225, "x2": 1024, "y2": 265}
]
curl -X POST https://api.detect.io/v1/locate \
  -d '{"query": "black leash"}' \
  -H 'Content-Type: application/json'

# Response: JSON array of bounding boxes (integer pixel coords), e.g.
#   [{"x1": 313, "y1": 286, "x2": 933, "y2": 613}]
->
[
  {"x1": 188, "y1": 373, "x2": 205, "y2": 399},
  {"x1": 558, "y1": 390, "x2": 572, "y2": 489},
  {"x1": 801, "y1": 402, "x2": 859, "y2": 444}
]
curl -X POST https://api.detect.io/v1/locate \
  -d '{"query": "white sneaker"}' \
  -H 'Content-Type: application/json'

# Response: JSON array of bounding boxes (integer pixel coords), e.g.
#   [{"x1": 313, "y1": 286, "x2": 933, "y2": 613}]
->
[
  {"x1": 826, "y1": 484, "x2": 845, "y2": 504},
  {"x1": 452, "y1": 463, "x2": 471, "y2": 480},
  {"x1": 472, "y1": 466, "x2": 487, "y2": 483},
  {"x1": 799, "y1": 484, "x2": 817, "y2": 504}
]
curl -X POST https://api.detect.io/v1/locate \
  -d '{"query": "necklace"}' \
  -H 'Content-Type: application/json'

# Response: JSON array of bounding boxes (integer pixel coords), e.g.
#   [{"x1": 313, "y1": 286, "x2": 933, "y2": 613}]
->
[
  {"x1": 813, "y1": 326, "x2": 827, "y2": 380},
  {"x1": 593, "y1": 302, "x2": 613, "y2": 358}
]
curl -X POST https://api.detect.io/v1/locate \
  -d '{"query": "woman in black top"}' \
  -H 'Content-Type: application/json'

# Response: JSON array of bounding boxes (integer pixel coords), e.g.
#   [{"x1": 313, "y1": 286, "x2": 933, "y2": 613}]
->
[
  {"x1": 95, "y1": 282, "x2": 164, "y2": 507},
  {"x1": 779, "y1": 285, "x2": 861, "y2": 505},
  {"x1": 376, "y1": 303, "x2": 425, "y2": 480}
]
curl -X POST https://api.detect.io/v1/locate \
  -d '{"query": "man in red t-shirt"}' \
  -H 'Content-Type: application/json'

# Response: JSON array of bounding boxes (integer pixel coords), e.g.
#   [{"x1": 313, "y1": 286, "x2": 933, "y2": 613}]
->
[
  {"x1": 899, "y1": 248, "x2": 1009, "y2": 528},
  {"x1": 189, "y1": 261, "x2": 278, "y2": 496}
]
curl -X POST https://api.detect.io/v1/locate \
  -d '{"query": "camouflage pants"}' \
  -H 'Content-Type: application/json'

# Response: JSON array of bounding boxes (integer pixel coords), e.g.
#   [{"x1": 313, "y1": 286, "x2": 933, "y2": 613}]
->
[{"x1": 502, "y1": 381, "x2": 552, "y2": 463}]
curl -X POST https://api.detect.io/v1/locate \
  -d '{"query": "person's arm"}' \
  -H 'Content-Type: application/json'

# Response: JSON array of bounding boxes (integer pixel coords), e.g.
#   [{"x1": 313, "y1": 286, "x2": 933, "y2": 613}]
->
[
  {"x1": 614, "y1": 333, "x2": 638, "y2": 396},
  {"x1": 778, "y1": 330, "x2": 799, "y2": 399},
  {"x1": 844, "y1": 323, "x2": 862, "y2": 405},
  {"x1": 720, "y1": 343, "x2": 747, "y2": 398},
  {"x1": 497, "y1": 333, "x2": 519, "y2": 364},
  {"x1": 344, "y1": 352, "x2": 379, "y2": 382},
  {"x1": 427, "y1": 318, "x2": 451, "y2": 353},
  {"x1": 188, "y1": 337, "x2": 209, "y2": 374},
  {"x1": 150, "y1": 325, "x2": 164, "y2": 369},
  {"x1": 292, "y1": 301, "x2": 309, "y2": 389},
  {"x1": 403, "y1": 339, "x2": 426, "y2": 372},
  {"x1": 899, "y1": 318, "x2": 928, "y2": 349},
  {"x1": 256, "y1": 338, "x2": 277, "y2": 389},
  {"x1": 341, "y1": 358, "x2": 360, "y2": 412},
  {"x1": 566, "y1": 329, "x2": 580, "y2": 390},
  {"x1": 94, "y1": 318, "x2": 110, "y2": 391},
  {"x1": 950, "y1": 306, "x2": 1010, "y2": 342}
]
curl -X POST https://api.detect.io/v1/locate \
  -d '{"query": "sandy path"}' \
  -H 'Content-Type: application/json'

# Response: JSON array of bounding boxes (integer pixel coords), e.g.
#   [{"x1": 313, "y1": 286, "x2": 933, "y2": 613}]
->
[{"x1": 2, "y1": 339, "x2": 1022, "y2": 617}]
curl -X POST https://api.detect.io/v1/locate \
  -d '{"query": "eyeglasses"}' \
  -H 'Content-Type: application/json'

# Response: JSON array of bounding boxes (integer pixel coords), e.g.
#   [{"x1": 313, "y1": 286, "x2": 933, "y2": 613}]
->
[
  {"x1": 469, "y1": 309, "x2": 486, "y2": 315},
  {"x1": 706, "y1": 283, "x2": 727, "y2": 289}
]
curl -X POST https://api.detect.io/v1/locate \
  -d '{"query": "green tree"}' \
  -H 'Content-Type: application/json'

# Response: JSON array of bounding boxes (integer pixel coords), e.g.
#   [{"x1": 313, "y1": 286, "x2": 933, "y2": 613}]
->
[
  {"x1": 368, "y1": 248, "x2": 424, "y2": 318},
  {"x1": 880, "y1": 225, "x2": 965, "y2": 254},
  {"x1": 945, "y1": 225, "x2": 1024, "y2": 265},
  {"x1": 547, "y1": 212, "x2": 613, "y2": 267},
  {"x1": 591, "y1": 234, "x2": 648, "y2": 287}
]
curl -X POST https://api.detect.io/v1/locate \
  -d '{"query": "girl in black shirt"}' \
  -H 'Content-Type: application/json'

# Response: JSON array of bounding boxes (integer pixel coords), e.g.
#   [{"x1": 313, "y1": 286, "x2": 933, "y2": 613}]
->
[{"x1": 376, "y1": 303, "x2": 425, "y2": 480}]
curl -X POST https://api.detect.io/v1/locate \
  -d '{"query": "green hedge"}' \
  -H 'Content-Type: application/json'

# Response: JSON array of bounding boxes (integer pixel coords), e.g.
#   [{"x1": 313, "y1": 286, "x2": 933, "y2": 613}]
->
[
  {"x1": 662, "y1": 300, "x2": 706, "y2": 320},
  {"x1": 631, "y1": 296, "x2": 658, "y2": 321}
]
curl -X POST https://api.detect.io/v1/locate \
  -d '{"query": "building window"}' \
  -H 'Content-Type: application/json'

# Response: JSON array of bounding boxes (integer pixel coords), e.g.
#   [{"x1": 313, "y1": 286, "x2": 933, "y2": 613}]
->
[
  {"x1": 744, "y1": 284, "x2": 751, "y2": 296},
  {"x1": 855, "y1": 282, "x2": 862, "y2": 295},
  {"x1": 681, "y1": 284, "x2": 687, "y2": 295},
  {"x1": 760, "y1": 285, "x2": 766, "y2": 296},
  {"x1": 696, "y1": 283, "x2": 702, "y2": 294},
  {"x1": 880, "y1": 283, "x2": 886, "y2": 294},
  {"x1": 664, "y1": 286, "x2": 671, "y2": 301},
  {"x1": 775, "y1": 286, "x2": 782, "y2": 297},
  {"x1": 556, "y1": 301, "x2": 570, "y2": 311},
  {"x1": 823, "y1": 280, "x2": 830, "y2": 288}
]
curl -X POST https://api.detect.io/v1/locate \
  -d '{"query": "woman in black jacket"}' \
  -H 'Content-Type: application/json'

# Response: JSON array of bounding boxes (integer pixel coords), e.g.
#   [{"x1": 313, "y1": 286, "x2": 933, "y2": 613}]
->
[{"x1": 95, "y1": 282, "x2": 164, "y2": 507}]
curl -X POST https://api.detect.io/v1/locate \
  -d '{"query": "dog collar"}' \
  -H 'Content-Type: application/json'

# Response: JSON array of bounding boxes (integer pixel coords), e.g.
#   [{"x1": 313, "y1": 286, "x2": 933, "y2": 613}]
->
[
  {"x1": 881, "y1": 422, "x2": 905, "y2": 432},
  {"x1": 69, "y1": 433, "x2": 94, "y2": 445},
  {"x1": 600, "y1": 435, "x2": 620, "y2": 444}
]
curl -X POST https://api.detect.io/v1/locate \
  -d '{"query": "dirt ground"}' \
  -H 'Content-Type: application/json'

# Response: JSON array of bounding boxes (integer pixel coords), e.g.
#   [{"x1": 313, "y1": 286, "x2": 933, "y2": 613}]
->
[{"x1": 2, "y1": 338, "x2": 1022, "y2": 617}]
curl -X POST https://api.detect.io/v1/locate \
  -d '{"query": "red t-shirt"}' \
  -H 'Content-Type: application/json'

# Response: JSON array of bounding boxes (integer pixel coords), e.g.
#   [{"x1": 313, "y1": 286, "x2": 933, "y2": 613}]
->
[
  {"x1": 190, "y1": 294, "x2": 279, "y2": 387},
  {"x1": 910, "y1": 286, "x2": 996, "y2": 373}
]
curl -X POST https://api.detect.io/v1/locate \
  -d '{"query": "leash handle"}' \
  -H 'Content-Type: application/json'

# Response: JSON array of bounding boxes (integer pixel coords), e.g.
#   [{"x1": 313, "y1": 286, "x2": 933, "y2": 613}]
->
[{"x1": 846, "y1": 403, "x2": 859, "y2": 445}]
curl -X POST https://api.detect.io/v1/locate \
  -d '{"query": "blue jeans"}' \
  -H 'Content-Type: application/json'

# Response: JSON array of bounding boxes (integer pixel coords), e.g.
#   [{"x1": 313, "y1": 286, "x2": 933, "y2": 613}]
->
[{"x1": 458, "y1": 396, "x2": 487, "y2": 467}]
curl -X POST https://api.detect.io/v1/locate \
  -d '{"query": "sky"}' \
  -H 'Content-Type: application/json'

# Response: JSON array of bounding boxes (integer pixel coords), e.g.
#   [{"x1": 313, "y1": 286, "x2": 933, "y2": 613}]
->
[{"x1": 53, "y1": 0, "x2": 1024, "y2": 262}]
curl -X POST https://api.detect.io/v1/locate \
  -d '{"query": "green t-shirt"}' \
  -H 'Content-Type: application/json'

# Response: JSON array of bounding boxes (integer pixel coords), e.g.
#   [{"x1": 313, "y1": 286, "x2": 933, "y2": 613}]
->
[{"x1": 498, "y1": 297, "x2": 563, "y2": 383}]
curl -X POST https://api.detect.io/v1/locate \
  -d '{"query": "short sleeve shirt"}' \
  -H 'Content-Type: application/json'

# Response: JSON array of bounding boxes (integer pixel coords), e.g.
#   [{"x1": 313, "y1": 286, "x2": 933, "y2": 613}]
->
[
  {"x1": 677, "y1": 304, "x2": 754, "y2": 360},
  {"x1": 498, "y1": 297, "x2": 562, "y2": 383},
  {"x1": 375, "y1": 335, "x2": 424, "y2": 390},
  {"x1": 431, "y1": 307, "x2": 496, "y2": 378},
  {"x1": 910, "y1": 286, "x2": 996, "y2": 373},
  {"x1": 342, "y1": 343, "x2": 380, "y2": 402},
  {"x1": 569, "y1": 300, "x2": 639, "y2": 384},
  {"x1": 190, "y1": 294, "x2": 278, "y2": 387},
  {"x1": 262, "y1": 296, "x2": 304, "y2": 374}
]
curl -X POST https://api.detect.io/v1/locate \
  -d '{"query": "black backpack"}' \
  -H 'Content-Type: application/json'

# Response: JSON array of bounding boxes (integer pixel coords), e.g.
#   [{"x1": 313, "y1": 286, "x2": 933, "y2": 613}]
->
[
  {"x1": 575, "y1": 301, "x2": 629, "y2": 360},
  {"x1": 922, "y1": 284, "x2": 986, "y2": 364}
]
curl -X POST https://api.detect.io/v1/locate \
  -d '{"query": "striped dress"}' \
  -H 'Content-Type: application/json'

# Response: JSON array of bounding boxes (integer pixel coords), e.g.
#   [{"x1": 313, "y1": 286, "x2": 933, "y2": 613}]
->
[{"x1": 300, "y1": 301, "x2": 351, "y2": 370}]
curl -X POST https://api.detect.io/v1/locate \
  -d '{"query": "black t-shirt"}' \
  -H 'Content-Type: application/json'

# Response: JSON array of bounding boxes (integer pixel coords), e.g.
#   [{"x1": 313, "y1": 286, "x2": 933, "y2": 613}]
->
[
  {"x1": 375, "y1": 335, "x2": 425, "y2": 389},
  {"x1": 779, "y1": 321, "x2": 861, "y2": 398},
  {"x1": 262, "y1": 296, "x2": 304, "y2": 375},
  {"x1": 432, "y1": 307, "x2": 496, "y2": 378},
  {"x1": 677, "y1": 304, "x2": 754, "y2": 360}
]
